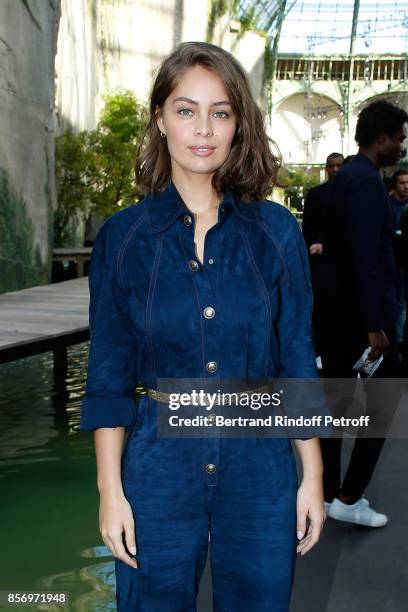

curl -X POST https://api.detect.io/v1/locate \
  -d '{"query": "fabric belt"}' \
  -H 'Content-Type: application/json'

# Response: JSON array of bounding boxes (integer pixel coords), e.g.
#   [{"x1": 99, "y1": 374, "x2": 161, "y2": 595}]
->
[{"x1": 146, "y1": 385, "x2": 273, "y2": 406}]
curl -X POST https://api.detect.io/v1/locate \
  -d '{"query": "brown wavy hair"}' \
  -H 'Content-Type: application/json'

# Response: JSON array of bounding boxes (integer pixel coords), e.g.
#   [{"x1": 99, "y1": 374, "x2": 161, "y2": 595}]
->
[{"x1": 135, "y1": 41, "x2": 280, "y2": 203}]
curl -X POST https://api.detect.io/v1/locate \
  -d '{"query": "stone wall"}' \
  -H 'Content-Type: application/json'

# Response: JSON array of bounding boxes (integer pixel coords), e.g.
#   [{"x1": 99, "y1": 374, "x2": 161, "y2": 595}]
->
[{"x1": 0, "y1": 0, "x2": 60, "y2": 292}]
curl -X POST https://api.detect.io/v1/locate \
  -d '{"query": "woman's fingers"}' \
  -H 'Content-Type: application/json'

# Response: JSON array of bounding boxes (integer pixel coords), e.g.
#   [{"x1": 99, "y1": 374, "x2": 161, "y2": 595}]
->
[
  {"x1": 124, "y1": 521, "x2": 137, "y2": 557},
  {"x1": 296, "y1": 506, "x2": 308, "y2": 541},
  {"x1": 114, "y1": 532, "x2": 139, "y2": 568},
  {"x1": 296, "y1": 512, "x2": 325, "y2": 556},
  {"x1": 98, "y1": 495, "x2": 139, "y2": 569},
  {"x1": 300, "y1": 525, "x2": 320, "y2": 555},
  {"x1": 104, "y1": 531, "x2": 138, "y2": 569}
]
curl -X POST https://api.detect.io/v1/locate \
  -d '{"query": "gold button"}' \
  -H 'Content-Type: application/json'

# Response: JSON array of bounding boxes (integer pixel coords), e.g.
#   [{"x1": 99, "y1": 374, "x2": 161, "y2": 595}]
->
[
  {"x1": 189, "y1": 260, "x2": 199, "y2": 271},
  {"x1": 184, "y1": 215, "x2": 192, "y2": 226},
  {"x1": 206, "y1": 361, "x2": 217, "y2": 372},
  {"x1": 203, "y1": 306, "x2": 215, "y2": 319},
  {"x1": 205, "y1": 463, "x2": 216, "y2": 474}
]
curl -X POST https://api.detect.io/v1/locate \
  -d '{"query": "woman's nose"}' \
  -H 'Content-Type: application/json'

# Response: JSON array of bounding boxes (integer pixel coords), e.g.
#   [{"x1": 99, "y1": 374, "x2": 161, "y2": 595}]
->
[{"x1": 194, "y1": 116, "x2": 213, "y2": 136}]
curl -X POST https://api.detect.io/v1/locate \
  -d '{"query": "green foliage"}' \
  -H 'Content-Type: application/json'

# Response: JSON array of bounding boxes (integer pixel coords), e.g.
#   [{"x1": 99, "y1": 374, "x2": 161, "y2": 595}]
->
[
  {"x1": 280, "y1": 169, "x2": 320, "y2": 211},
  {"x1": 54, "y1": 90, "x2": 148, "y2": 246},
  {"x1": 238, "y1": 5, "x2": 257, "y2": 34},
  {"x1": 99, "y1": 90, "x2": 147, "y2": 143},
  {"x1": 54, "y1": 131, "x2": 96, "y2": 246},
  {"x1": 207, "y1": 0, "x2": 228, "y2": 42},
  {"x1": 263, "y1": 41, "x2": 274, "y2": 84},
  {"x1": 0, "y1": 170, "x2": 47, "y2": 292},
  {"x1": 230, "y1": 2, "x2": 267, "y2": 45},
  {"x1": 85, "y1": 91, "x2": 148, "y2": 218}
]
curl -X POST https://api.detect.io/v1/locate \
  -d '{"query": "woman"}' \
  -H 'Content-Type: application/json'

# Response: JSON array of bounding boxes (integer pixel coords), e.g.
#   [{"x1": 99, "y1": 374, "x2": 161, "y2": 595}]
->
[{"x1": 80, "y1": 41, "x2": 325, "y2": 611}]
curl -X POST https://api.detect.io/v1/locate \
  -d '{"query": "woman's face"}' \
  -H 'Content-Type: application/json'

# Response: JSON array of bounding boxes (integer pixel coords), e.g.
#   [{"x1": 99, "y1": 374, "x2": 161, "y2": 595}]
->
[{"x1": 156, "y1": 65, "x2": 237, "y2": 179}]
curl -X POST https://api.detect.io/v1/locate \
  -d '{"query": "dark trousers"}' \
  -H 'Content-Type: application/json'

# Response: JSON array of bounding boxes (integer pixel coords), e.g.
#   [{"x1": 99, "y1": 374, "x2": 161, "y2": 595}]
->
[{"x1": 319, "y1": 320, "x2": 400, "y2": 503}]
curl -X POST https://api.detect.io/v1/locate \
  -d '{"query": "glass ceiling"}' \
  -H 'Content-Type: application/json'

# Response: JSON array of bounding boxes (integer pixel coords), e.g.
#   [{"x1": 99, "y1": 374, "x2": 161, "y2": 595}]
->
[{"x1": 238, "y1": 0, "x2": 408, "y2": 55}]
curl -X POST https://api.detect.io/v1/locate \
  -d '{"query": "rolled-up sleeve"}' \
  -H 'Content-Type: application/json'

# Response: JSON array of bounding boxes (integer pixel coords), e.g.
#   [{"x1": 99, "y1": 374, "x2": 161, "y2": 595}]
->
[{"x1": 80, "y1": 221, "x2": 139, "y2": 431}]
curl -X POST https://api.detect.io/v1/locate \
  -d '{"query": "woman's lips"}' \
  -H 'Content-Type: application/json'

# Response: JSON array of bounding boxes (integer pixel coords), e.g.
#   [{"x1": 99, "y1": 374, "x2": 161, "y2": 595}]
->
[{"x1": 189, "y1": 146, "x2": 216, "y2": 157}]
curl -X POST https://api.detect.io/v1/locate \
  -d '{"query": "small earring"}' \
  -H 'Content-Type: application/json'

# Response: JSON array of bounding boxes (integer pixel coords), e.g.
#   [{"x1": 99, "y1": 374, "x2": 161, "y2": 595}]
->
[{"x1": 160, "y1": 131, "x2": 166, "y2": 138}]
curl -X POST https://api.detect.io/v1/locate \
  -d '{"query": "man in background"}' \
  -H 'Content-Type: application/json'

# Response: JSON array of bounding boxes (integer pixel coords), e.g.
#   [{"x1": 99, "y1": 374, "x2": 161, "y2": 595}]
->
[
  {"x1": 302, "y1": 152, "x2": 344, "y2": 354},
  {"x1": 302, "y1": 152, "x2": 344, "y2": 256},
  {"x1": 319, "y1": 100, "x2": 407, "y2": 528}
]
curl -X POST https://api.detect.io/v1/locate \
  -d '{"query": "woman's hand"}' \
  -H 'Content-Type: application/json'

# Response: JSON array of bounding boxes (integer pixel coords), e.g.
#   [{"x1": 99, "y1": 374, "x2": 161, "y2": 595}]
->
[
  {"x1": 296, "y1": 476, "x2": 326, "y2": 556},
  {"x1": 99, "y1": 492, "x2": 138, "y2": 569}
]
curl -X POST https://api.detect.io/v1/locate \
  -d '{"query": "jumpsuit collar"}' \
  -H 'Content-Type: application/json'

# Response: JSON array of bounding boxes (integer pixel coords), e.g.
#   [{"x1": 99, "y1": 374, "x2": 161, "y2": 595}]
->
[{"x1": 144, "y1": 179, "x2": 260, "y2": 234}]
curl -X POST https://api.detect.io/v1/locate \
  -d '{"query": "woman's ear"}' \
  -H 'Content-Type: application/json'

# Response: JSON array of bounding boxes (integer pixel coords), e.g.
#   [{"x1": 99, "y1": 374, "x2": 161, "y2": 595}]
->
[{"x1": 155, "y1": 106, "x2": 164, "y2": 133}]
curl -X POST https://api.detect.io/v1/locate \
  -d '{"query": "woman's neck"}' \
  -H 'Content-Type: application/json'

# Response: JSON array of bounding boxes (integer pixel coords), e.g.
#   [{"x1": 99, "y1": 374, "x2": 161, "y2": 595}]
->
[{"x1": 171, "y1": 169, "x2": 222, "y2": 215}]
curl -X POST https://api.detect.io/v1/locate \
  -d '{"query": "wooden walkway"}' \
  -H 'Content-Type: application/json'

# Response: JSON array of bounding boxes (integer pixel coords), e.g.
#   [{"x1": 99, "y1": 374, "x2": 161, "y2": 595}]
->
[{"x1": 0, "y1": 278, "x2": 89, "y2": 364}]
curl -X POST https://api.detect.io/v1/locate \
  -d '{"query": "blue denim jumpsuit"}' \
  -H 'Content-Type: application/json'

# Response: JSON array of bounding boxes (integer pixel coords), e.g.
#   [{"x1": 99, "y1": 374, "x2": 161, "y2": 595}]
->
[{"x1": 80, "y1": 180, "x2": 319, "y2": 611}]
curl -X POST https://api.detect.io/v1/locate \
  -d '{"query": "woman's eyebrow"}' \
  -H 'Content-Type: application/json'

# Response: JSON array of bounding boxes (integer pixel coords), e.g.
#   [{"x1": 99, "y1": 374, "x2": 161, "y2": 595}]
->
[{"x1": 172, "y1": 96, "x2": 231, "y2": 106}]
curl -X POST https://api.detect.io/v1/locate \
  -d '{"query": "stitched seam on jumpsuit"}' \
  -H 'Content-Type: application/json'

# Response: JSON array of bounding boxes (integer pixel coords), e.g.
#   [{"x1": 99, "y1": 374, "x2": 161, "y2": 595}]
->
[
  {"x1": 112, "y1": 215, "x2": 145, "y2": 344},
  {"x1": 91, "y1": 225, "x2": 137, "y2": 343},
  {"x1": 178, "y1": 229, "x2": 207, "y2": 375},
  {"x1": 145, "y1": 194, "x2": 186, "y2": 233},
  {"x1": 295, "y1": 238, "x2": 313, "y2": 296},
  {"x1": 237, "y1": 221, "x2": 272, "y2": 347},
  {"x1": 116, "y1": 214, "x2": 144, "y2": 290},
  {"x1": 257, "y1": 219, "x2": 288, "y2": 284},
  {"x1": 295, "y1": 241, "x2": 314, "y2": 332},
  {"x1": 150, "y1": 208, "x2": 186, "y2": 233},
  {"x1": 145, "y1": 234, "x2": 162, "y2": 380}
]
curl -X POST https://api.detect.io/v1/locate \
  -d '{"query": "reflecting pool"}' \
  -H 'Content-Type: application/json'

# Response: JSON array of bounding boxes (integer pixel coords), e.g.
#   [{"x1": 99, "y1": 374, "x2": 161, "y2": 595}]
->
[{"x1": 0, "y1": 343, "x2": 122, "y2": 611}]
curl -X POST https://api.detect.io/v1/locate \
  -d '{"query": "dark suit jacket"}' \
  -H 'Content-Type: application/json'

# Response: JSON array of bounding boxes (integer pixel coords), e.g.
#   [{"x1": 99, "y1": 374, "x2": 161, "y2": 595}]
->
[
  {"x1": 389, "y1": 194, "x2": 408, "y2": 268},
  {"x1": 321, "y1": 153, "x2": 397, "y2": 334},
  {"x1": 302, "y1": 182, "x2": 329, "y2": 248}
]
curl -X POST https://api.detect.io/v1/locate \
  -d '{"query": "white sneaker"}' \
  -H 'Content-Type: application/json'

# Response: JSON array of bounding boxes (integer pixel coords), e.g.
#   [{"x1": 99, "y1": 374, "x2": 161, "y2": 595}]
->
[
  {"x1": 325, "y1": 496, "x2": 370, "y2": 517},
  {"x1": 328, "y1": 497, "x2": 388, "y2": 527}
]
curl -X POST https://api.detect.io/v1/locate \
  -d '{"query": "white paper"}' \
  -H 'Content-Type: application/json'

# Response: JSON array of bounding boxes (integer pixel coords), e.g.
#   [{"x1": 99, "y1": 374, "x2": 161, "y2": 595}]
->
[{"x1": 352, "y1": 347, "x2": 383, "y2": 377}]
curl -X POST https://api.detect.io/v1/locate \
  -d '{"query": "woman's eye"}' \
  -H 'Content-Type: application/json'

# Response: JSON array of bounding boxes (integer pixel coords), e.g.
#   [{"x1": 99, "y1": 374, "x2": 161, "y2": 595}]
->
[
  {"x1": 177, "y1": 108, "x2": 230, "y2": 118},
  {"x1": 178, "y1": 108, "x2": 193, "y2": 116}
]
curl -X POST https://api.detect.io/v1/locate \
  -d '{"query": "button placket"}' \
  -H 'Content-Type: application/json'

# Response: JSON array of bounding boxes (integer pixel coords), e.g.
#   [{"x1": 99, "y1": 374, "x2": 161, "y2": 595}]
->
[
  {"x1": 199, "y1": 233, "x2": 220, "y2": 378},
  {"x1": 179, "y1": 225, "x2": 221, "y2": 485},
  {"x1": 180, "y1": 221, "x2": 221, "y2": 382}
]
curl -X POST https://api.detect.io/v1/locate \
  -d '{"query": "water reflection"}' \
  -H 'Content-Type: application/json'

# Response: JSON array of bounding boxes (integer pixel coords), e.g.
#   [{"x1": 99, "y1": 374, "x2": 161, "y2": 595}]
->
[
  {"x1": 0, "y1": 343, "x2": 122, "y2": 610},
  {"x1": 38, "y1": 556, "x2": 116, "y2": 611}
]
